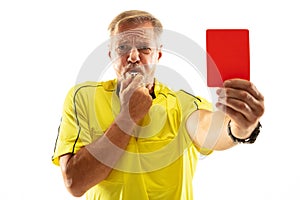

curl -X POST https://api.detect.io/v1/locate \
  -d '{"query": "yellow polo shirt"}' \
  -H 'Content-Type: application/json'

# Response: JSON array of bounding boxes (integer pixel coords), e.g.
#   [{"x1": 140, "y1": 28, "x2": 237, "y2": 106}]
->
[{"x1": 52, "y1": 79, "x2": 212, "y2": 200}]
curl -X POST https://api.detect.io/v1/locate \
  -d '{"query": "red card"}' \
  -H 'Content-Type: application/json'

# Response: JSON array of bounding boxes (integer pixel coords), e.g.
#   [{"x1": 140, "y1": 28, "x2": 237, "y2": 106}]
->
[{"x1": 206, "y1": 29, "x2": 250, "y2": 87}]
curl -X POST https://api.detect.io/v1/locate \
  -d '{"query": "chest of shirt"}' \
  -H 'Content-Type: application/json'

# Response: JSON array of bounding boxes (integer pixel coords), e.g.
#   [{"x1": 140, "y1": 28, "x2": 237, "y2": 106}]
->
[{"x1": 87, "y1": 91, "x2": 182, "y2": 144}]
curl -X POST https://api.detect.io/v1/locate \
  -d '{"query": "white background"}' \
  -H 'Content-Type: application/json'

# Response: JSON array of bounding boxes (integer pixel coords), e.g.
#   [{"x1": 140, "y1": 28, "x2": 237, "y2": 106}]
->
[{"x1": 1, "y1": 0, "x2": 299, "y2": 199}]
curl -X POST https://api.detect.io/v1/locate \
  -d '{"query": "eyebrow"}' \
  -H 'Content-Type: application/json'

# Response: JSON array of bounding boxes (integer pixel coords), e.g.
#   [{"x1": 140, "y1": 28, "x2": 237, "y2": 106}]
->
[{"x1": 115, "y1": 37, "x2": 154, "y2": 45}]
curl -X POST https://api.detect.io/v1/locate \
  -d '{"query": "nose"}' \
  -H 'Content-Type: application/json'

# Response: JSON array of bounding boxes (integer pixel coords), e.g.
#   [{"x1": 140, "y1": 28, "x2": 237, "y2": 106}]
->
[{"x1": 127, "y1": 47, "x2": 140, "y2": 64}]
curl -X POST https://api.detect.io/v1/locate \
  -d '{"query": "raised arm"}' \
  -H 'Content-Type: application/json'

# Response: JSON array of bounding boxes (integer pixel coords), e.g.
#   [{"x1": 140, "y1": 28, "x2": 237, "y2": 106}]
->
[{"x1": 186, "y1": 79, "x2": 265, "y2": 151}]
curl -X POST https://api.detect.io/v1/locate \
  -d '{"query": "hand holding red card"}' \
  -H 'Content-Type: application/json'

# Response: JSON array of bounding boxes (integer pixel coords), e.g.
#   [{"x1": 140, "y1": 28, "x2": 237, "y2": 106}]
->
[{"x1": 206, "y1": 29, "x2": 250, "y2": 87}]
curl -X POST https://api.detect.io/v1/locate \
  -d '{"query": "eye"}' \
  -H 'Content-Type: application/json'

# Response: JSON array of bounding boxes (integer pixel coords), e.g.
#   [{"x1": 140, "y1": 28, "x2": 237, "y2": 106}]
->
[
  {"x1": 116, "y1": 44, "x2": 131, "y2": 54},
  {"x1": 137, "y1": 46, "x2": 152, "y2": 54}
]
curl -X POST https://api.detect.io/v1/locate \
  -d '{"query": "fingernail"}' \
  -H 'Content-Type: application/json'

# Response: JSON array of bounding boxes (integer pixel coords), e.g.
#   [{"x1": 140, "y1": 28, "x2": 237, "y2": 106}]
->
[{"x1": 216, "y1": 88, "x2": 221, "y2": 94}]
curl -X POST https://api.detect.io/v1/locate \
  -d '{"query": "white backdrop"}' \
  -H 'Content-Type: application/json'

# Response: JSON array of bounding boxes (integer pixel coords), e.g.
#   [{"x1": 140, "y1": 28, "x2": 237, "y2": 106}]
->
[{"x1": 1, "y1": 0, "x2": 299, "y2": 199}]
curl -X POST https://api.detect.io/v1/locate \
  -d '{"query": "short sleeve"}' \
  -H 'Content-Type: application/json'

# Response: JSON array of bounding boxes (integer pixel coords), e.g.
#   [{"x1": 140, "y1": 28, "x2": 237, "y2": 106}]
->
[
  {"x1": 176, "y1": 90, "x2": 213, "y2": 156},
  {"x1": 52, "y1": 86, "x2": 92, "y2": 166}
]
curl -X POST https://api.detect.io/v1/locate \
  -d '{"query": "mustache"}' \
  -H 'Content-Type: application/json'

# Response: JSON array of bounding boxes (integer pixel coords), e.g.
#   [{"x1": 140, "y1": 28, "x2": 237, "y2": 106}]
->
[
  {"x1": 123, "y1": 63, "x2": 145, "y2": 78},
  {"x1": 124, "y1": 63, "x2": 142, "y2": 70}
]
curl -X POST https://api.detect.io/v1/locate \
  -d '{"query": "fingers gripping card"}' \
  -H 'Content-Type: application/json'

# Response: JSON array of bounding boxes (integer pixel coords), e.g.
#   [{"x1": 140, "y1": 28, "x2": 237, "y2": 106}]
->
[{"x1": 206, "y1": 29, "x2": 250, "y2": 87}]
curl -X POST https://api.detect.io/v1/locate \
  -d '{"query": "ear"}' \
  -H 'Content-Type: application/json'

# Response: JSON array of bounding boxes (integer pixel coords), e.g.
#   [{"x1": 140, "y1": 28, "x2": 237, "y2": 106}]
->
[
  {"x1": 108, "y1": 51, "x2": 112, "y2": 59},
  {"x1": 158, "y1": 51, "x2": 162, "y2": 60},
  {"x1": 157, "y1": 45, "x2": 163, "y2": 60}
]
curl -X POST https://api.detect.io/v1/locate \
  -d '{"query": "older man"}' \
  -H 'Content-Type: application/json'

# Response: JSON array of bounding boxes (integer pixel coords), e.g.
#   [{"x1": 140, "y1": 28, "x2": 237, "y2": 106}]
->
[{"x1": 52, "y1": 10, "x2": 264, "y2": 200}]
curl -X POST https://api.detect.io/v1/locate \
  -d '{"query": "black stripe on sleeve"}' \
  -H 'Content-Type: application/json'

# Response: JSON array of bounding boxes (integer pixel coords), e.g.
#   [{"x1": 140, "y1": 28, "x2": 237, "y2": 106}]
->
[{"x1": 71, "y1": 84, "x2": 103, "y2": 154}]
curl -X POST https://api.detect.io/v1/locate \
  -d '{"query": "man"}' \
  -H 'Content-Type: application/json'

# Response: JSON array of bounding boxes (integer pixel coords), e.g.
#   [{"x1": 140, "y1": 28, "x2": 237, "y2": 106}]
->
[{"x1": 52, "y1": 10, "x2": 264, "y2": 199}]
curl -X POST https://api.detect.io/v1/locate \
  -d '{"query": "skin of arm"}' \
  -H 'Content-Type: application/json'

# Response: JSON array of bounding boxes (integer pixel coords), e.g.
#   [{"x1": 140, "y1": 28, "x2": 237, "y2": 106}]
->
[
  {"x1": 186, "y1": 79, "x2": 265, "y2": 151},
  {"x1": 59, "y1": 122, "x2": 132, "y2": 197}
]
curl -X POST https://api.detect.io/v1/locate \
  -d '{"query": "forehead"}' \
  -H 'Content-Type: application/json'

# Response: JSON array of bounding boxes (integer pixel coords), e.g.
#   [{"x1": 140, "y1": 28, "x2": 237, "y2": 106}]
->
[
  {"x1": 111, "y1": 22, "x2": 156, "y2": 43},
  {"x1": 115, "y1": 21, "x2": 154, "y2": 35}
]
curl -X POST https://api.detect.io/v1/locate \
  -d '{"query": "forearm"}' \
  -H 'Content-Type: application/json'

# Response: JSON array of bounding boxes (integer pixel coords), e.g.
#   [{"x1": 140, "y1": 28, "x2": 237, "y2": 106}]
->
[
  {"x1": 60, "y1": 118, "x2": 133, "y2": 197},
  {"x1": 188, "y1": 110, "x2": 259, "y2": 151},
  {"x1": 199, "y1": 111, "x2": 258, "y2": 151},
  {"x1": 190, "y1": 110, "x2": 235, "y2": 151},
  {"x1": 207, "y1": 112, "x2": 236, "y2": 151}
]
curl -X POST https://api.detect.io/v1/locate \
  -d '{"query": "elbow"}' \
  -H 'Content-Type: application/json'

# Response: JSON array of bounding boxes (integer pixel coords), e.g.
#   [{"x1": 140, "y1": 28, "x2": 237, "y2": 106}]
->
[
  {"x1": 62, "y1": 166, "x2": 109, "y2": 197},
  {"x1": 61, "y1": 165, "x2": 87, "y2": 197},
  {"x1": 69, "y1": 188, "x2": 85, "y2": 198},
  {"x1": 65, "y1": 180, "x2": 85, "y2": 197},
  {"x1": 59, "y1": 152, "x2": 111, "y2": 197},
  {"x1": 64, "y1": 177, "x2": 86, "y2": 197},
  {"x1": 64, "y1": 174, "x2": 108, "y2": 197},
  {"x1": 59, "y1": 155, "x2": 84, "y2": 197}
]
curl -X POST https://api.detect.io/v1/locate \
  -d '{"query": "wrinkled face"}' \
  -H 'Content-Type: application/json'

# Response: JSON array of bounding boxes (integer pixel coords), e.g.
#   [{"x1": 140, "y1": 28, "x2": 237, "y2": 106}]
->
[{"x1": 109, "y1": 22, "x2": 162, "y2": 88}]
